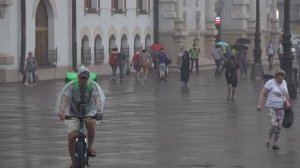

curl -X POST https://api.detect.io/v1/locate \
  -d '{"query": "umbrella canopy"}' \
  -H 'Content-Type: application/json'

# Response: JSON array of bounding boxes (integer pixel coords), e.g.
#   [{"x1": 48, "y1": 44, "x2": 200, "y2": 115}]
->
[
  {"x1": 216, "y1": 42, "x2": 229, "y2": 47},
  {"x1": 232, "y1": 43, "x2": 248, "y2": 50},
  {"x1": 150, "y1": 44, "x2": 164, "y2": 52},
  {"x1": 236, "y1": 38, "x2": 251, "y2": 44}
]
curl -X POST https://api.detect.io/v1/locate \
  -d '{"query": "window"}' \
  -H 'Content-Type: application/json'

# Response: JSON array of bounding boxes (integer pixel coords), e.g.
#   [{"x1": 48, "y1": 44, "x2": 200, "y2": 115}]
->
[
  {"x1": 109, "y1": 35, "x2": 117, "y2": 55},
  {"x1": 112, "y1": 0, "x2": 127, "y2": 13},
  {"x1": 196, "y1": 0, "x2": 198, "y2": 7},
  {"x1": 196, "y1": 11, "x2": 201, "y2": 30},
  {"x1": 145, "y1": 34, "x2": 152, "y2": 52},
  {"x1": 84, "y1": 0, "x2": 100, "y2": 14},
  {"x1": 94, "y1": 35, "x2": 104, "y2": 64},
  {"x1": 121, "y1": 35, "x2": 130, "y2": 58},
  {"x1": 183, "y1": 11, "x2": 187, "y2": 20},
  {"x1": 137, "y1": 0, "x2": 150, "y2": 14},
  {"x1": 183, "y1": 0, "x2": 186, "y2": 7},
  {"x1": 134, "y1": 34, "x2": 142, "y2": 52},
  {"x1": 81, "y1": 36, "x2": 91, "y2": 66}
]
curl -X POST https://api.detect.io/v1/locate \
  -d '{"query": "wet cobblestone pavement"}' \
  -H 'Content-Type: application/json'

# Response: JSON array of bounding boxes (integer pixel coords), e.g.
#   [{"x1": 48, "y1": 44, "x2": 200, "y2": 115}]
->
[{"x1": 0, "y1": 71, "x2": 300, "y2": 168}]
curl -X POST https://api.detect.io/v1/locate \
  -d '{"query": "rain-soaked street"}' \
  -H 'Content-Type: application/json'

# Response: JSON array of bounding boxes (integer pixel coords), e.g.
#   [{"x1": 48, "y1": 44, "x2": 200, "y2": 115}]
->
[{"x1": 0, "y1": 70, "x2": 300, "y2": 168}]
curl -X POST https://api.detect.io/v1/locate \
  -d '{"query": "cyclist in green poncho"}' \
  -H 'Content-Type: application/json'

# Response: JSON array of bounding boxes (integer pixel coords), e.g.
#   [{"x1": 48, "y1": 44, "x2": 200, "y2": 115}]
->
[{"x1": 56, "y1": 65, "x2": 105, "y2": 168}]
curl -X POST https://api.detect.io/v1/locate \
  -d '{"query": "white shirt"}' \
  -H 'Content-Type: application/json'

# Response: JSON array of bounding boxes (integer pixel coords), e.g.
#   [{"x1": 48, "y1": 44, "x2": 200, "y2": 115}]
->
[
  {"x1": 267, "y1": 44, "x2": 274, "y2": 54},
  {"x1": 264, "y1": 79, "x2": 288, "y2": 108}
]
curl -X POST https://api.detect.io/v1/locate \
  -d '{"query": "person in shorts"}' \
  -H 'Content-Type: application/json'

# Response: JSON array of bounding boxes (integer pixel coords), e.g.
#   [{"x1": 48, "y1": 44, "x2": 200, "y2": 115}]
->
[
  {"x1": 224, "y1": 56, "x2": 240, "y2": 102},
  {"x1": 266, "y1": 40, "x2": 275, "y2": 69}
]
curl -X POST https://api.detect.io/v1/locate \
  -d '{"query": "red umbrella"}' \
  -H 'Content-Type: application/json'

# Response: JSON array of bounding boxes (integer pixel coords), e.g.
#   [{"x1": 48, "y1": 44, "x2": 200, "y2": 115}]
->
[{"x1": 150, "y1": 44, "x2": 164, "y2": 52}]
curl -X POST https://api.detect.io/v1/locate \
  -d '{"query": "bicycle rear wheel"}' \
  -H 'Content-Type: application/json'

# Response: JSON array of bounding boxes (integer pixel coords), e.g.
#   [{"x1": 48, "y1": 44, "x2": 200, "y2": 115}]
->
[{"x1": 76, "y1": 140, "x2": 86, "y2": 168}]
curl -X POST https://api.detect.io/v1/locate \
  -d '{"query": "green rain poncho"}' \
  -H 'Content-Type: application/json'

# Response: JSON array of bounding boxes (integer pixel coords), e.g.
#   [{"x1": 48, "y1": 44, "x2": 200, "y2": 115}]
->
[{"x1": 55, "y1": 66, "x2": 105, "y2": 116}]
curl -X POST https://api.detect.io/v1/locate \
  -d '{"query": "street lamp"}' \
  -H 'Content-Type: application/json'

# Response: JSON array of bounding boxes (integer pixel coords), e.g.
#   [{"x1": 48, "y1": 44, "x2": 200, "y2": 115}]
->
[
  {"x1": 281, "y1": 0, "x2": 297, "y2": 99},
  {"x1": 251, "y1": 0, "x2": 263, "y2": 80}
]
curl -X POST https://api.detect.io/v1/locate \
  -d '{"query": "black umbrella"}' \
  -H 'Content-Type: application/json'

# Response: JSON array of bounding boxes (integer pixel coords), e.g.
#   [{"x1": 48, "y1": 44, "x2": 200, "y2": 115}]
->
[
  {"x1": 236, "y1": 38, "x2": 251, "y2": 44},
  {"x1": 232, "y1": 43, "x2": 249, "y2": 50}
]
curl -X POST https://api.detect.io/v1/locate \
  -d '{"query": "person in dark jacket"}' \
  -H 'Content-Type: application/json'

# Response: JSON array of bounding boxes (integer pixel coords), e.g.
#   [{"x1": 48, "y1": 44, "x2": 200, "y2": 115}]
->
[{"x1": 180, "y1": 51, "x2": 190, "y2": 87}]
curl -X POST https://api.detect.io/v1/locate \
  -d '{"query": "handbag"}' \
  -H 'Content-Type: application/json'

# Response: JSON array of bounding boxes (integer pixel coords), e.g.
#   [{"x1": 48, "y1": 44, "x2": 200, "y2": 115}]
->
[
  {"x1": 276, "y1": 83, "x2": 293, "y2": 128},
  {"x1": 282, "y1": 107, "x2": 294, "y2": 128},
  {"x1": 125, "y1": 65, "x2": 131, "y2": 75}
]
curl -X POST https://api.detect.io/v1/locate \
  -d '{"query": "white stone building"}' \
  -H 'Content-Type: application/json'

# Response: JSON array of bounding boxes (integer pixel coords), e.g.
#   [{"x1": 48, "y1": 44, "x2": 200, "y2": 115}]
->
[
  {"x1": 219, "y1": 0, "x2": 281, "y2": 61},
  {"x1": 0, "y1": 0, "x2": 154, "y2": 82},
  {"x1": 158, "y1": 0, "x2": 217, "y2": 66}
]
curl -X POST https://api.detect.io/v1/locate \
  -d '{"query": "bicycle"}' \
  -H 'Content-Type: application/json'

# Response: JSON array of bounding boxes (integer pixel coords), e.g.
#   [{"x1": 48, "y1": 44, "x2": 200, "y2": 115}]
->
[{"x1": 65, "y1": 104, "x2": 103, "y2": 168}]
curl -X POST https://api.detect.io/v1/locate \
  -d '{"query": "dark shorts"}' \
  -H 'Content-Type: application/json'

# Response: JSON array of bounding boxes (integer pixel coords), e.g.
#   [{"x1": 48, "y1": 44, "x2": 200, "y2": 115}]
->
[
  {"x1": 268, "y1": 54, "x2": 274, "y2": 58},
  {"x1": 134, "y1": 64, "x2": 141, "y2": 72},
  {"x1": 226, "y1": 78, "x2": 238, "y2": 88}
]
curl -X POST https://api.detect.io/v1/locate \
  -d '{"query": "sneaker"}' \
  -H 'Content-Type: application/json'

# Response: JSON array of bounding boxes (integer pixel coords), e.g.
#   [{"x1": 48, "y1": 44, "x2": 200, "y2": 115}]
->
[
  {"x1": 24, "y1": 83, "x2": 29, "y2": 86},
  {"x1": 33, "y1": 83, "x2": 37, "y2": 86},
  {"x1": 272, "y1": 145, "x2": 280, "y2": 150}
]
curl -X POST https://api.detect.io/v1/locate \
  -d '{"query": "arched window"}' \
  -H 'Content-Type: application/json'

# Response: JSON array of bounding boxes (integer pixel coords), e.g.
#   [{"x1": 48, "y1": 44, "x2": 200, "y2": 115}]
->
[
  {"x1": 145, "y1": 34, "x2": 151, "y2": 52},
  {"x1": 134, "y1": 34, "x2": 142, "y2": 52},
  {"x1": 109, "y1": 35, "x2": 117, "y2": 55},
  {"x1": 121, "y1": 34, "x2": 129, "y2": 57},
  {"x1": 94, "y1": 35, "x2": 104, "y2": 64},
  {"x1": 81, "y1": 35, "x2": 91, "y2": 65}
]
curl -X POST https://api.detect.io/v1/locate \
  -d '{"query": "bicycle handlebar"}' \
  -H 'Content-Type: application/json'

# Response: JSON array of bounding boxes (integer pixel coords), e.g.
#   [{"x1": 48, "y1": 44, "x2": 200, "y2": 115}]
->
[{"x1": 65, "y1": 112, "x2": 103, "y2": 121}]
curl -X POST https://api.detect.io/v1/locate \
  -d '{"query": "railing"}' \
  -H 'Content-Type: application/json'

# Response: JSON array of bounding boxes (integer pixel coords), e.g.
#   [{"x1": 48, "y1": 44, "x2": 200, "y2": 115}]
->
[
  {"x1": 81, "y1": 47, "x2": 92, "y2": 66},
  {"x1": 48, "y1": 47, "x2": 58, "y2": 67},
  {"x1": 134, "y1": 46, "x2": 142, "y2": 53},
  {"x1": 94, "y1": 48, "x2": 105, "y2": 65}
]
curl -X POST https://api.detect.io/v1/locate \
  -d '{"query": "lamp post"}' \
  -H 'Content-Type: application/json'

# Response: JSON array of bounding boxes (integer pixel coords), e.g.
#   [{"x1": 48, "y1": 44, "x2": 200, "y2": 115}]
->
[
  {"x1": 251, "y1": 0, "x2": 263, "y2": 80},
  {"x1": 282, "y1": 0, "x2": 297, "y2": 99}
]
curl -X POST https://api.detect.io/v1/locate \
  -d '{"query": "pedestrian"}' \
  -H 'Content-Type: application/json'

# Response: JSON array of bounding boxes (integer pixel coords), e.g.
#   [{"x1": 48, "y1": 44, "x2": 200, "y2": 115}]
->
[
  {"x1": 237, "y1": 49, "x2": 248, "y2": 77},
  {"x1": 180, "y1": 50, "x2": 190, "y2": 87},
  {"x1": 131, "y1": 51, "x2": 142, "y2": 81},
  {"x1": 117, "y1": 48, "x2": 128, "y2": 81},
  {"x1": 277, "y1": 41, "x2": 284, "y2": 69},
  {"x1": 141, "y1": 49, "x2": 151, "y2": 81},
  {"x1": 157, "y1": 48, "x2": 167, "y2": 81},
  {"x1": 109, "y1": 48, "x2": 118, "y2": 81},
  {"x1": 165, "y1": 52, "x2": 172, "y2": 79},
  {"x1": 213, "y1": 45, "x2": 224, "y2": 77},
  {"x1": 189, "y1": 44, "x2": 200, "y2": 74},
  {"x1": 224, "y1": 55, "x2": 240, "y2": 102},
  {"x1": 24, "y1": 52, "x2": 38, "y2": 86},
  {"x1": 267, "y1": 40, "x2": 275, "y2": 69},
  {"x1": 257, "y1": 69, "x2": 290, "y2": 150}
]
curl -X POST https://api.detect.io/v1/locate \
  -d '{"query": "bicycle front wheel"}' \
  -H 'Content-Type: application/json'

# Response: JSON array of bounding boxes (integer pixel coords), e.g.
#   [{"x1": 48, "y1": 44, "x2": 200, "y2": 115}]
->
[{"x1": 76, "y1": 140, "x2": 86, "y2": 168}]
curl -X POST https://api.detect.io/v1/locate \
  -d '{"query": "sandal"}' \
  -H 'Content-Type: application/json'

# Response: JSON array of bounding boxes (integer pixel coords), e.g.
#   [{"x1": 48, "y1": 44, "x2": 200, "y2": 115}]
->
[{"x1": 88, "y1": 149, "x2": 97, "y2": 157}]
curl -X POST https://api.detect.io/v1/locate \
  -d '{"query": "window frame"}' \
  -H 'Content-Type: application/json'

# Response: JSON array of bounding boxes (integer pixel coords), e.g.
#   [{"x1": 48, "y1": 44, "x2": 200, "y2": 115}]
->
[
  {"x1": 112, "y1": 0, "x2": 127, "y2": 14},
  {"x1": 136, "y1": 0, "x2": 150, "y2": 15},
  {"x1": 84, "y1": 0, "x2": 101, "y2": 15}
]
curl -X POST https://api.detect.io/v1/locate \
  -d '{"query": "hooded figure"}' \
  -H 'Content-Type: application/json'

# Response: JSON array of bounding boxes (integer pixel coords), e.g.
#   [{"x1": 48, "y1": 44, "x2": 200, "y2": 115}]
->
[
  {"x1": 180, "y1": 51, "x2": 190, "y2": 86},
  {"x1": 55, "y1": 65, "x2": 105, "y2": 117}
]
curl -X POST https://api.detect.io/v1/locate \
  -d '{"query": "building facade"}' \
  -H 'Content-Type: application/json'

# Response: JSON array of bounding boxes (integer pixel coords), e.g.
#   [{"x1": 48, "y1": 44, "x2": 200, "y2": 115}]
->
[
  {"x1": 219, "y1": 0, "x2": 281, "y2": 61},
  {"x1": 0, "y1": 0, "x2": 153, "y2": 82},
  {"x1": 277, "y1": 0, "x2": 300, "y2": 35},
  {"x1": 158, "y1": 0, "x2": 217, "y2": 66}
]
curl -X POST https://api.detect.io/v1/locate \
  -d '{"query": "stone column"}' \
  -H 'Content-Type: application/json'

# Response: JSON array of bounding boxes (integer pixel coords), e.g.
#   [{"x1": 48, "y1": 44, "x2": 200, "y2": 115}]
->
[
  {"x1": 247, "y1": 0, "x2": 257, "y2": 63},
  {"x1": 205, "y1": 0, "x2": 217, "y2": 57},
  {"x1": 270, "y1": 0, "x2": 281, "y2": 43},
  {"x1": 172, "y1": 0, "x2": 188, "y2": 63}
]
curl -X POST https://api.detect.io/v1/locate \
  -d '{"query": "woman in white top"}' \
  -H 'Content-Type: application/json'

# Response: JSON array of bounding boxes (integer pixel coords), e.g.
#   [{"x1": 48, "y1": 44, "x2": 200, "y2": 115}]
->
[{"x1": 257, "y1": 69, "x2": 290, "y2": 150}]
